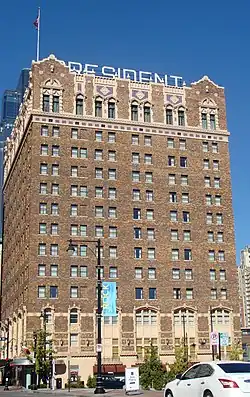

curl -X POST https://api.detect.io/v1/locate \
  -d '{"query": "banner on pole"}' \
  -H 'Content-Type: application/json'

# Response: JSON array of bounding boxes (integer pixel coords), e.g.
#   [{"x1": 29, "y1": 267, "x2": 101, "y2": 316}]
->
[{"x1": 102, "y1": 282, "x2": 116, "y2": 317}]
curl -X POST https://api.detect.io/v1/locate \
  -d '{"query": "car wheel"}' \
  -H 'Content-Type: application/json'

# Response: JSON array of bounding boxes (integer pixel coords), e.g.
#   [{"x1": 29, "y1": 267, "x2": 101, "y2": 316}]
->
[
  {"x1": 204, "y1": 391, "x2": 213, "y2": 397},
  {"x1": 165, "y1": 390, "x2": 173, "y2": 397}
]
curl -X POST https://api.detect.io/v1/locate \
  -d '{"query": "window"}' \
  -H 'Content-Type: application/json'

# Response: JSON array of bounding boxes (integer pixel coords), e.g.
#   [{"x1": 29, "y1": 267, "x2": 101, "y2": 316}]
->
[
  {"x1": 146, "y1": 190, "x2": 153, "y2": 201},
  {"x1": 50, "y1": 286, "x2": 58, "y2": 298},
  {"x1": 95, "y1": 131, "x2": 102, "y2": 142},
  {"x1": 71, "y1": 166, "x2": 78, "y2": 177},
  {"x1": 148, "y1": 248, "x2": 155, "y2": 260},
  {"x1": 202, "y1": 113, "x2": 208, "y2": 129},
  {"x1": 205, "y1": 177, "x2": 211, "y2": 187},
  {"x1": 70, "y1": 333, "x2": 78, "y2": 347},
  {"x1": 80, "y1": 148, "x2": 87, "y2": 159},
  {"x1": 95, "y1": 99, "x2": 102, "y2": 117},
  {"x1": 52, "y1": 95, "x2": 59, "y2": 113},
  {"x1": 79, "y1": 245, "x2": 87, "y2": 257},
  {"x1": 169, "y1": 192, "x2": 177, "y2": 203},
  {"x1": 178, "y1": 109, "x2": 185, "y2": 126},
  {"x1": 80, "y1": 266, "x2": 88, "y2": 278},
  {"x1": 108, "y1": 150, "x2": 116, "y2": 162},
  {"x1": 109, "y1": 226, "x2": 117, "y2": 238},
  {"x1": 213, "y1": 160, "x2": 219, "y2": 171},
  {"x1": 168, "y1": 156, "x2": 175, "y2": 166},
  {"x1": 212, "y1": 143, "x2": 218, "y2": 153},
  {"x1": 108, "y1": 132, "x2": 116, "y2": 143},
  {"x1": 70, "y1": 309, "x2": 78, "y2": 324},
  {"x1": 41, "y1": 144, "x2": 48, "y2": 156},
  {"x1": 206, "y1": 213, "x2": 213, "y2": 225},
  {"x1": 38, "y1": 243, "x2": 46, "y2": 256},
  {"x1": 173, "y1": 288, "x2": 181, "y2": 299},
  {"x1": 144, "y1": 105, "x2": 151, "y2": 122},
  {"x1": 168, "y1": 174, "x2": 176, "y2": 185},
  {"x1": 186, "y1": 289, "x2": 193, "y2": 299},
  {"x1": 149, "y1": 288, "x2": 157, "y2": 300},
  {"x1": 170, "y1": 210, "x2": 177, "y2": 222},
  {"x1": 145, "y1": 172, "x2": 153, "y2": 183},
  {"x1": 108, "y1": 207, "x2": 117, "y2": 218},
  {"x1": 148, "y1": 268, "x2": 156, "y2": 279},
  {"x1": 38, "y1": 264, "x2": 46, "y2": 276},
  {"x1": 43, "y1": 95, "x2": 50, "y2": 112},
  {"x1": 109, "y1": 246, "x2": 117, "y2": 258},
  {"x1": 133, "y1": 189, "x2": 141, "y2": 201},
  {"x1": 209, "y1": 250, "x2": 215, "y2": 261},
  {"x1": 185, "y1": 269, "x2": 193, "y2": 280},
  {"x1": 95, "y1": 187, "x2": 103, "y2": 198},
  {"x1": 215, "y1": 195, "x2": 221, "y2": 206},
  {"x1": 133, "y1": 208, "x2": 141, "y2": 220},
  {"x1": 108, "y1": 188, "x2": 116, "y2": 199},
  {"x1": 80, "y1": 225, "x2": 87, "y2": 237},
  {"x1": 167, "y1": 138, "x2": 174, "y2": 148},
  {"x1": 144, "y1": 154, "x2": 152, "y2": 164},
  {"x1": 39, "y1": 223, "x2": 47, "y2": 234},
  {"x1": 183, "y1": 230, "x2": 191, "y2": 241},
  {"x1": 95, "y1": 149, "x2": 103, "y2": 161},
  {"x1": 135, "y1": 288, "x2": 143, "y2": 299},
  {"x1": 52, "y1": 126, "x2": 59, "y2": 137},
  {"x1": 71, "y1": 225, "x2": 78, "y2": 236},
  {"x1": 179, "y1": 139, "x2": 186, "y2": 150},
  {"x1": 210, "y1": 114, "x2": 216, "y2": 130},
  {"x1": 216, "y1": 213, "x2": 223, "y2": 225},
  {"x1": 210, "y1": 269, "x2": 216, "y2": 281},
  {"x1": 135, "y1": 267, "x2": 143, "y2": 279},
  {"x1": 70, "y1": 147, "x2": 77, "y2": 158},
  {"x1": 40, "y1": 184, "x2": 49, "y2": 199},
  {"x1": 132, "y1": 171, "x2": 140, "y2": 182},
  {"x1": 40, "y1": 163, "x2": 48, "y2": 175},
  {"x1": 39, "y1": 203, "x2": 47, "y2": 215},
  {"x1": 147, "y1": 228, "x2": 155, "y2": 240},
  {"x1": 70, "y1": 287, "x2": 78, "y2": 298},
  {"x1": 172, "y1": 249, "x2": 179, "y2": 261},
  {"x1": 203, "y1": 159, "x2": 210, "y2": 169},
  {"x1": 50, "y1": 265, "x2": 58, "y2": 277},
  {"x1": 214, "y1": 178, "x2": 220, "y2": 188},
  {"x1": 218, "y1": 250, "x2": 225, "y2": 261},
  {"x1": 144, "y1": 136, "x2": 152, "y2": 146},
  {"x1": 41, "y1": 125, "x2": 48, "y2": 136},
  {"x1": 211, "y1": 289, "x2": 217, "y2": 300},
  {"x1": 51, "y1": 203, "x2": 59, "y2": 215},
  {"x1": 70, "y1": 204, "x2": 78, "y2": 216},
  {"x1": 206, "y1": 194, "x2": 212, "y2": 205},
  {"x1": 108, "y1": 169, "x2": 116, "y2": 180},
  {"x1": 180, "y1": 157, "x2": 187, "y2": 168},
  {"x1": 217, "y1": 232, "x2": 224, "y2": 243},
  {"x1": 166, "y1": 108, "x2": 173, "y2": 125},
  {"x1": 183, "y1": 211, "x2": 190, "y2": 223},
  {"x1": 146, "y1": 209, "x2": 154, "y2": 220},
  {"x1": 134, "y1": 247, "x2": 142, "y2": 259},
  {"x1": 109, "y1": 267, "x2": 117, "y2": 278},
  {"x1": 95, "y1": 168, "x2": 103, "y2": 179},
  {"x1": 172, "y1": 269, "x2": 180, "y2": 280},
  {"x1": 51, "y1": 164, "x2": 59, "y2": 176},
  {"x1": 132, "y1": 134, "x2": 139, "y2": 145},
  {"x1": 108, "y1": 101, "x2": 115, "y2": 119},
  {"x1": 132, "y1": 153, "x2": 140, "y2": 164},
  {"x1": 51, "y1": 184, "x2": 59, "y2": 195},
  {"x1": 134, "y1": 227, "x2": 142, "y2": 239},
  {"x1": 182, "y1": 193, "x2": 189, "y2": 204},
  {"x1": 181, "y1": 175, "x2": 188, "y2": 186},
  {"x1": 220, "y1": 270, "x2": 226, "y2": 281},
  {"x1": 95, "y1": 226, "x2": 104, "y2": 238},
  {"x1": 38, "y1": 286, "x2": 46, "y2": 298},
  {"x1": 79, "y1": 186, "x2": 87, "y2": 197},
  {"x1": 71, "y1": 128, "x2": 78, "y2": 139},
  {"x1": 70, "y1": 265, "x2": 78, "y2": 277},
  {"x1": 184, "y1": 248, "x2": 192, "y2": 261},
  {"x1": 221, "y1": 288, "x2": 227, "y2": 300},
  {"x1": 131, "y1": 103, "x2": 138, "y2": 121},
  {"x1": 171, "y1": 229, "x2": 178, "y2": 241},
  {"x1": 52, "y1": 145, "x2": 59, "y2": 157},
  {"x1": 208, "y1": 231, "x2": 214, "y2": 242},
  {"x1": 50, "y1": 244, "x2": 58, "y2": 256}
]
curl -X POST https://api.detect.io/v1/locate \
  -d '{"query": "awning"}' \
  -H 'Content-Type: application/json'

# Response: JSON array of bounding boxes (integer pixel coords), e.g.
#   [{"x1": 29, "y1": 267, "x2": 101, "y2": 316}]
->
[{"x1": 93, "y1": 364, "x2": 126, "y2": 374}]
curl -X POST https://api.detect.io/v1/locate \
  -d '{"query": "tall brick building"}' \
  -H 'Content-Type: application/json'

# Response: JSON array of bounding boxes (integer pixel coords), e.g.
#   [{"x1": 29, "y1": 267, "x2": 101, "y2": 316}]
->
[{"x1": 1, "y1": 54, "x2": 240, "y2": 383}]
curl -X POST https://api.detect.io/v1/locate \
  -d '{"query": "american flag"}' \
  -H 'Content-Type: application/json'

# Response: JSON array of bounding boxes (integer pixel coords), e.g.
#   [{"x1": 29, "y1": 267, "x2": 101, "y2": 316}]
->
[{"x1": 33, "y1": 14, "x2": 39, "y2": 29}]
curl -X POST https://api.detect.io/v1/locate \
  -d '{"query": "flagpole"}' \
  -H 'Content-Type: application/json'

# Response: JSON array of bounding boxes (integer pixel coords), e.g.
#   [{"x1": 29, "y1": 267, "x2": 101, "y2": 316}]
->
[{"x1": 36, "y1": 7, "x2": 41, "y2": 61}]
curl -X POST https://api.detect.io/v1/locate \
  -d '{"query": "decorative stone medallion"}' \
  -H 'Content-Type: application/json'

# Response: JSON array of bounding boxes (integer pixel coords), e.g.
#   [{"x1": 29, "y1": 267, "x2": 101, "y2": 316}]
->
[
  {"x1": 96, "y1": 85, "x2": 113, "y2": 97},
  {"x1": 166, "y1": 94, "x2": 182, "y2": 105},
  {"x1": 132, "y1": 90, "x2": 148, "y2": 101}
]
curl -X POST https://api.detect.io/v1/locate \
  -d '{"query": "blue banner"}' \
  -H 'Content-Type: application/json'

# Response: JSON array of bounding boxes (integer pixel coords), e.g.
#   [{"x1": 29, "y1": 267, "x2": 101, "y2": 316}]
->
[{"x1": 102, "y1": 282, "x2": 117, "y2": 317}]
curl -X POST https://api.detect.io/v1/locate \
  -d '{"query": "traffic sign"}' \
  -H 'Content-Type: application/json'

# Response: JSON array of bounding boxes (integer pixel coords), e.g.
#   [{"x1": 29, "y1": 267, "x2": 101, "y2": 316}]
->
[
  {"x1": 210, "y1": 331, "x2": 219, "y2": 346},
  {"x1": 220, "y1": 332, "x2": 229, "y2": 347},
  {"x1": 96, "y1": 344, "x2": 102, "y2": 353}
]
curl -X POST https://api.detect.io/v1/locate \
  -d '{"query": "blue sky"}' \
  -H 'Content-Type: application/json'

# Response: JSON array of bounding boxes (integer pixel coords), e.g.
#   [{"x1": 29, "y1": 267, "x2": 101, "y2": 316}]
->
[{"x1": 0, "y1": 0, "x2": 249, "y2": 260}]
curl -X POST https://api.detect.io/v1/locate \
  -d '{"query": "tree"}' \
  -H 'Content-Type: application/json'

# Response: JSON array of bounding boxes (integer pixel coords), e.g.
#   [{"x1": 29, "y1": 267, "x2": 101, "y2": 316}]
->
[
  {"x1": 167, "y1": 345, "x2": 189, "y2": 381},
  {"x1": 139, "y1": 345, "x2": 167, "y2": 390},
  {"x1": 228, "y1": 343, "x2": 243, "y2": 361}
]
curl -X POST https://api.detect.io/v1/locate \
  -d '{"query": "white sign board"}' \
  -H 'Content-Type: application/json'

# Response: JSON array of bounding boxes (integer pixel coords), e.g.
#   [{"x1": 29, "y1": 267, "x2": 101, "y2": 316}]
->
[
  {"x1": 220, "y1": 332, "x2": 229, "y2": 347},
  {"x1": 125, "y1": 367, "x2": 139, "y2": 392},
  {"x1": 210, "y1": 331, "x2": 219, "y2": 346}
]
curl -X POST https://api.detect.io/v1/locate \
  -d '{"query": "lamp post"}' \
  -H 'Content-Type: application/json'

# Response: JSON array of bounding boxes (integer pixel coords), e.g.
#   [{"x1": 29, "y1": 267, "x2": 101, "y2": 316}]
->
[
  {"x1": 67, "y1": 238, "x2": 105, "y2": 394},
  {"x1": 40, "y1": 310, "x2": 47, "y2": 385}
]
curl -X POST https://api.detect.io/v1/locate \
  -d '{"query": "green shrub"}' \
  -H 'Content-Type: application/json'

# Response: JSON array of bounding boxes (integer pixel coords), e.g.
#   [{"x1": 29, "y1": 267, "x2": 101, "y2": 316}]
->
[{"x1": 86, "y1": 375, "x2": 96, "y2": 388}]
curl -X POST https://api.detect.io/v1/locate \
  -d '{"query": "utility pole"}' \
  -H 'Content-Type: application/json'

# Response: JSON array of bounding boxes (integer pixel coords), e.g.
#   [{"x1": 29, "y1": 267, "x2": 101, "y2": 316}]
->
[{"x1": 210, "y1": 307, "x2": 215, "y2": 360}]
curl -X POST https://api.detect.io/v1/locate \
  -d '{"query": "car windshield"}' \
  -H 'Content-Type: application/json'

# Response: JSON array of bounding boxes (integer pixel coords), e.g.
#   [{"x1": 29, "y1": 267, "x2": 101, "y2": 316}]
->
[{"x1": 218, "y1": 363, "x2": 250, "y2": 373}]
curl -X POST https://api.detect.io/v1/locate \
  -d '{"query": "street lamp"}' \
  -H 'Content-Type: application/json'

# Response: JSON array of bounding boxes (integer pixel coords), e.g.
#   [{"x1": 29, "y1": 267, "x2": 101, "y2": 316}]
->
[{"x1": 67, "y1": 238, "x2": 105, "y2": 394}]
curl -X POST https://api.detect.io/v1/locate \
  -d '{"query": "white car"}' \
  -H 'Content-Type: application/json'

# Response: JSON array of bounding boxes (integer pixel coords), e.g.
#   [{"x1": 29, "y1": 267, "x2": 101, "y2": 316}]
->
[{"x1": 164, "y1": 361, "x2": 250, "y2": 397}]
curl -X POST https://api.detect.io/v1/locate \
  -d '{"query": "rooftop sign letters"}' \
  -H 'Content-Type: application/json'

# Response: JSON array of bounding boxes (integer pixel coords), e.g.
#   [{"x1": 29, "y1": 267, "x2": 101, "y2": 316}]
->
[{"x1": 68, "y1": 62, "x2": 183, "y2": 87}]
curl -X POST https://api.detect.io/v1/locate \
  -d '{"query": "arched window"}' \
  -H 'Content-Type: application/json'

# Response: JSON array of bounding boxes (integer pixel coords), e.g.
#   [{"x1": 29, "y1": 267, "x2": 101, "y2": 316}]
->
[
  {"x1": 131, "y1": 102, "x2": 138, "y2": 121},
  {"x1": 173, "y1": 309, "x2": 195, "y2": 327},
  {"x1": 178, "y1": 108, "x2": 185, "y2": 126},
  {"x1": 211, "y1": 309, "x2": 230, "y2": 325},
  {"x1": 76, "y1": 96, "x2": 83, "y2": 115},
  {"x1": 166, "y1": 107, "x2": 173, "y2": 125},
  {"x1": 201, "y1": 99, "x2": 217, "y2": 130},
  {"x1": 108, "y1": 99, "x2": 116, "y2": 119},
  {"x1": 95, "y1": 97, "x2": 103, "y2": 117},
  {"x1": 70, "y1": 308, "x2": 78, "y2": 324},
  {"x1": 136, "y1": 309, "x2": 157, "y2": 325},
  {"x1": 144, "y1": 103, "x2": 151, "y2": 123}
]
